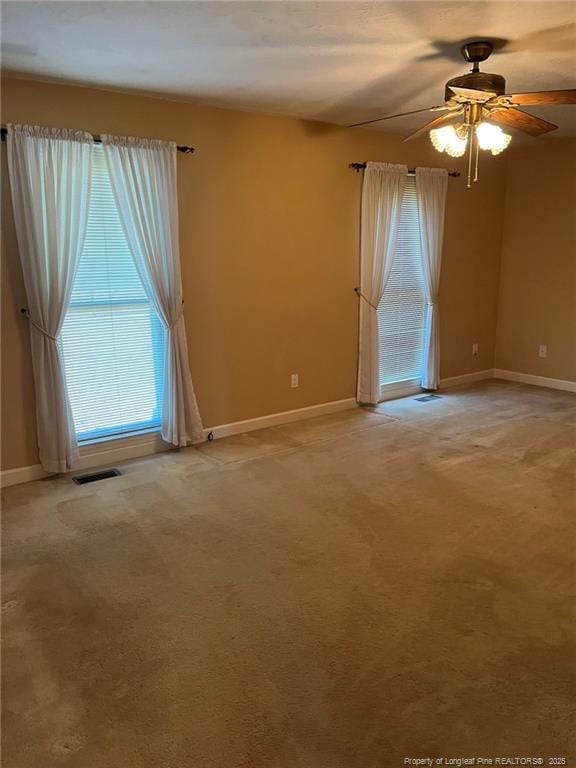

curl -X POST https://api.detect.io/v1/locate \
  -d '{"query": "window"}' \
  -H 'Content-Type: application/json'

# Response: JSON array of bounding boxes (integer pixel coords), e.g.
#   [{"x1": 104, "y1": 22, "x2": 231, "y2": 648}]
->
[
  {"x1": 60, "y1": 146, "x2": 165, "y2": 442},
  {"x1": 377, "y1": 176, "x2": 426, "y2": 387}
]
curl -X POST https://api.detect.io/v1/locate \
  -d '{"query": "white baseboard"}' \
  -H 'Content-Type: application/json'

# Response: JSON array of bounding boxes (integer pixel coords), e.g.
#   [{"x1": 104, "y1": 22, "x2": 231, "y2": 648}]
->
[
  {"x1": 376, "y1": 369, "x2": 494, "y2": 401},
  {"x1": 493, "y1": 369, "x2": 576, "y2": 393},
  {"x1": 203, "y1": 397, "x2": 357, "y2": 440},
  {"x1": 440, "y1": 369, "x2": 494, "y2": 389},
  {"x1": 0, "y1": 433, "x2": 172, "y2": 488},
  {"x1": 0, "y1": 463, "x2": 49, "y2": 487},
  {"x1": 1, "y1": 398, "x2": 357, "y2": 487},
  {"x1": 5, "y1": 368, "x2": 573, "y2": 489}
]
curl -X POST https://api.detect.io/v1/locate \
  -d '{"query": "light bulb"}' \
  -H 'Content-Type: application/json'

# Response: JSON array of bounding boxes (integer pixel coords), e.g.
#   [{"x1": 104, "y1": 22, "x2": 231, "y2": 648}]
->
[
  {"x1": 429, "y1": 125, "x2": 468, "y2": 157},
  {"x1": 475, "y1": 122, "x2": 512, "y2": 155}
]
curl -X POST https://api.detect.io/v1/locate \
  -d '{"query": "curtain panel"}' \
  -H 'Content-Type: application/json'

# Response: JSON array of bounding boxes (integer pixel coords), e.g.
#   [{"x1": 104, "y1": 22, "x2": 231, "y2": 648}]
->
[
  {"x1": 415, "y1": 167, "x2": 448, "y2": 390},
  {"x1": 356, "y1": 162, "x2": 407, "y2": 405},
  {"x1": 7, "y1": 124, "x2": 93, "y2": 473},
  {"x1": 101, "y1": 135, "x2": 203, "y2": 447}
]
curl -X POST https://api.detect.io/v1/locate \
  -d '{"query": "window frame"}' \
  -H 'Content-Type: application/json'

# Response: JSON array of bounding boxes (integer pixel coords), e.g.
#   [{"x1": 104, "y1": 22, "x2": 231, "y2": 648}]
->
[
  {"x1": 377, "y1": 176, "x2": 427, "y2": 401},
  {"x1": 60, "y1": 145, "x2": 166, "y2": 445}
]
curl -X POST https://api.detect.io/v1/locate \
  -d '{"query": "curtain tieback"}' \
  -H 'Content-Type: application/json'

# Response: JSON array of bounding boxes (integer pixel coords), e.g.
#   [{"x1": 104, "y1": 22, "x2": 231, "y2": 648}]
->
[
  {"x1": 427, "y1": 300, "x2": 439, "y2": 307},
  {"x1": 354, "y1": 288, "x2": 379, "y2": 311},
  {"x1": 22, "y1": 310, "x2": 58, "y2": 342},
  {"x1": 167, "y1": 308, "x2": 184, "y2": 331}
]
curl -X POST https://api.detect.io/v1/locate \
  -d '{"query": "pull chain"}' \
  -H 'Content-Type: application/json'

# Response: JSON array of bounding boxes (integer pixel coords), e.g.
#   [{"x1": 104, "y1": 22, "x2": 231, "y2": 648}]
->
[
  {"x1": 474, "y1": 128, "x2": 480, "y2": 183},
  {"x1": 466, "y1": 126, "x2": 474, "y2": 189}
]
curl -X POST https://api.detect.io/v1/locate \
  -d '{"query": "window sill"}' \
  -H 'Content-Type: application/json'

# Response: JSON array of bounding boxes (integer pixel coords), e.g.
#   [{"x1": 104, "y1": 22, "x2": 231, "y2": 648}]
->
[
  {"x1": 379, "y1": 378, "x2": 422, "y2": 402},
  {"x1": 78, "y1": 429, "x2": 173, "y2": 460},
  {"x1": 78, "y1": 427, "x2": 160, "y2": 451},
  {"x1": 66, "y1": 429, "x2": 171, "y2": 475}
]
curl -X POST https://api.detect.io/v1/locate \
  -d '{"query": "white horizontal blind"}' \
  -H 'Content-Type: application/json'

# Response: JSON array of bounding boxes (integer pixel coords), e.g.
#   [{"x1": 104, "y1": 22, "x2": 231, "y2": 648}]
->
[
  {"x1": 60, "y1": 145, "x2": 165, "y2": 442},
  {"x1": 377, "y1": 176, "x2": 426, "y2": 387}
]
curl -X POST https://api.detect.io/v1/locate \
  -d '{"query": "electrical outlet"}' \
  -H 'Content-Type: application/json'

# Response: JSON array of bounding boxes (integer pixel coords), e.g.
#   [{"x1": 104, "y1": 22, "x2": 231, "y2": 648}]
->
[
  {"x1": 290, "y1": 373, "x2": 299, "y2": 388},
  {"x1": 538, "y1": 344, "x2": 547, "y2": 359},
  {"x1": 472, "y1": 342, "x2": 479, "y2": 356}
]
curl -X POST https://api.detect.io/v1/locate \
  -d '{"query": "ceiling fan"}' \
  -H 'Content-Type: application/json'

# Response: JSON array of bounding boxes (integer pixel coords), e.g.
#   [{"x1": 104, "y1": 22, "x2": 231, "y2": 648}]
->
[{"x1": 350, "y1": 40, "x2": 576, "y2": 187}]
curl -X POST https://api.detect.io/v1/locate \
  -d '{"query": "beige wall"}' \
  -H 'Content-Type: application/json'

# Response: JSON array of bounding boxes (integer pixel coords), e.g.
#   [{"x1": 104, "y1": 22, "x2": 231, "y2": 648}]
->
[
  {"x1": 495, "y1": 139, "x2": 576, "y2": 382},
  {"x1": 1, "y1": 77, "x2": 506, "y2": 471}
]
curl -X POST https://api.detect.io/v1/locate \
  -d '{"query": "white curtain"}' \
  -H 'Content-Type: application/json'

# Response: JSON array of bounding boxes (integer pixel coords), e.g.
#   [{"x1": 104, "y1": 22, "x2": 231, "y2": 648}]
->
[
  {"x1": 7, "y1": 124, "x2": 93, "y2": 473},
  {"x1": 357, "y1": 162, "x2": 407, "y2": 404},
  {"x1": 101, "y1": 135, "x2": 203, "y2": 447},
  {"x1": 415, "y1": 167, "x2": 448, "y2": 390}
]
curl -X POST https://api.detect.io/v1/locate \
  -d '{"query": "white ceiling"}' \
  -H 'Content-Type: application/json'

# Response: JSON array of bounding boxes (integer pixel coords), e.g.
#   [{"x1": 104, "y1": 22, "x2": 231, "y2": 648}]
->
[{"x1": 2, "y1": 1, "x2": 576, "y2": 136}]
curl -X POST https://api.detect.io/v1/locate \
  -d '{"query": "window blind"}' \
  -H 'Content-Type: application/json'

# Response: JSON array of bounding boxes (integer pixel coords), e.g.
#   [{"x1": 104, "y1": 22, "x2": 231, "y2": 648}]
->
[
  {"x1": 60, "y1": 145, "x2": 165, "y2": 442},
  {"x1": 377, "y1": 176, "x2": 426, "y2": 387}
]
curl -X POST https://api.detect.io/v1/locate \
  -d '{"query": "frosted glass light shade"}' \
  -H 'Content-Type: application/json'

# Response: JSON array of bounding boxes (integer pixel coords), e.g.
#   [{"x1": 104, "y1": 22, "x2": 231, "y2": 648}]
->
[
  {"x1": 475, "y1": 122, "x2": 512, "y2": 155},
  {"x1": 429, "y1": 125, "x2": 468, "y2": 157}
]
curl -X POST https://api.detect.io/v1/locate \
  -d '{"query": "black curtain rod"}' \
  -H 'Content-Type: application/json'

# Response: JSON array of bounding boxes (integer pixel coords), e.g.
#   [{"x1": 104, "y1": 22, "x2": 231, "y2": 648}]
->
[
  {"x1": 350, "y1": 162, "x2": 460, "y2": 177},
  {"x1": 0, "y1": 127, "x2": 195, "y2": 154}
]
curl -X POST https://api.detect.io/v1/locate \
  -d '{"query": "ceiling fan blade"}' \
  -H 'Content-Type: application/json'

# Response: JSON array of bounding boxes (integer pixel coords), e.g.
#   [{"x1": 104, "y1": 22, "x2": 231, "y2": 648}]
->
[
  {"x1": 449, "y1": 86, "x2": 496, "y2": 102},
  {"x1": 402, "y1": 110, "x2": 463, "y2": 142},
  {"x1": 347, "y1": 105, "x2": 448, "y2": 129},
  {"x1": 503, "y1": 89, "x2": 576, "y2": 106},
  {"x1": 488, "y1": 107, "x2": 558, "y2": 136}
]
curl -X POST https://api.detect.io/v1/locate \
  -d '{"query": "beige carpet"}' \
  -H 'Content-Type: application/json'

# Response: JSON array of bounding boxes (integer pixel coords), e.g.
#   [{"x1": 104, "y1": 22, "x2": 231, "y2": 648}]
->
[{"x1": 2, "y1": 381, "x2": 575, "y2": 767}]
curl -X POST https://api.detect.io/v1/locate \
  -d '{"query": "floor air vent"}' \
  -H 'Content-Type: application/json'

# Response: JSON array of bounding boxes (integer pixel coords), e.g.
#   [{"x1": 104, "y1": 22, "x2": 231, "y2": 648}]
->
[
  {"x1": 415, "y1": 394, "x2": 443, "y2": 402},
  {"x1": 73, "y1": 469, "x2": 121, "y2": 485}
]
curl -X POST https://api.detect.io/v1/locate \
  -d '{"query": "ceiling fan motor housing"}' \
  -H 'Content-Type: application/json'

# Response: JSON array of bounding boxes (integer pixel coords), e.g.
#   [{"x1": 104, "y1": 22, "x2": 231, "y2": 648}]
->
[
  {"x1": 445, "y1": 71, "x2": 506, "y2": 101},
  {"x1": 461, "y1": 40, "x2": 495, "y2": 64}
]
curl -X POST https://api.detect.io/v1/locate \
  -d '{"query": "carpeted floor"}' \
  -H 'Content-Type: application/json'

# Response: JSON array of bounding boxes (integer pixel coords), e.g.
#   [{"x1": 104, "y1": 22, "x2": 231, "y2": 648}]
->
[{"x1": 2, "y1": 381, "x2": 575, "y2": 767}]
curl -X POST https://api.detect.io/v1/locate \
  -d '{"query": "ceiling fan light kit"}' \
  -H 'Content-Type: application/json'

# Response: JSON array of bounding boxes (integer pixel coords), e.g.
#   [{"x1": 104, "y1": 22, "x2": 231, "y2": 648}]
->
[{"x1": 350, "y1": 39, "x2": 576, "y2": 189}]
